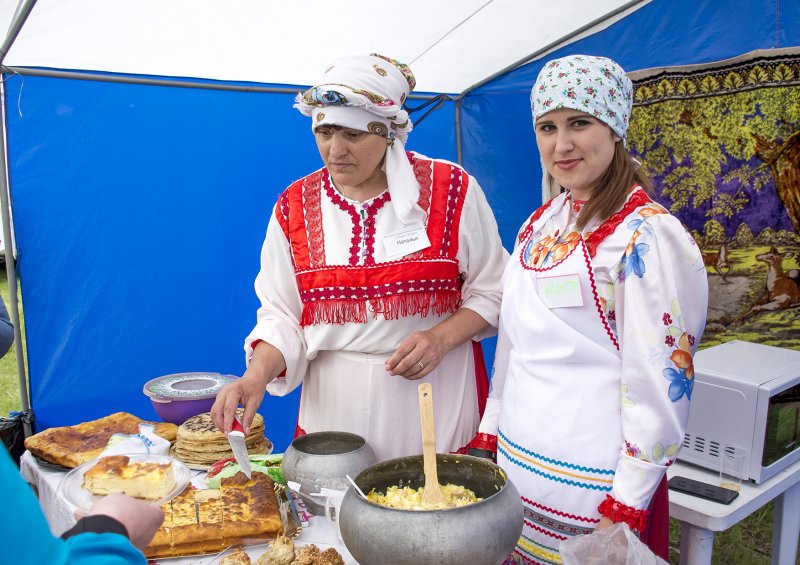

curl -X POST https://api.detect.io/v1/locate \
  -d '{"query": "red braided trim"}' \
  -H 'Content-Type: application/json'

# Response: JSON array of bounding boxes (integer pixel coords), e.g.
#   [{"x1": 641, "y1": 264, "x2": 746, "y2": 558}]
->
[
  {"x1": 522, "y1": 496, "x2": 600, "y2": 524},
  {"x1": 597, "y1": 494, "x2": 648, "y2": 532},
  {"x1": 465, "y1": 432, "x2": 497, "y2": 453}
]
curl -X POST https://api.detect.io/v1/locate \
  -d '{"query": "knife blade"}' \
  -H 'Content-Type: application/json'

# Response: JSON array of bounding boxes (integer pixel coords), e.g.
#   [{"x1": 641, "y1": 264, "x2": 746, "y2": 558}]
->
[{"x1": 228, "y1": 416, "x2": 252, "y2": 478}]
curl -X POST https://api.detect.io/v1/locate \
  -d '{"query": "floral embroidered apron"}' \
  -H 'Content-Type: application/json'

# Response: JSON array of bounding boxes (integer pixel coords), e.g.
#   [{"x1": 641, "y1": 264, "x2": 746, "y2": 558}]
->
[{"x1": 498, "y1": 217, "x2": 623, "y2": 565}]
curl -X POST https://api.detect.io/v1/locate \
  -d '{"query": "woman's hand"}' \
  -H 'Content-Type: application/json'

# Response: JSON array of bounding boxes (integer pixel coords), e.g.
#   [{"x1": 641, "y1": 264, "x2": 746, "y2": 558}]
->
[
  {"x1": 211, "y1": 341, "x2": 286, "y2": 434},
  {"x1": 210, "y1": 370, "x2": 268, "y2": 434},
  {"x1": 385, "y1": 308, "x2": 489, "y2": 381},
  {"x1": 81, "y1": 493, "x2": 165, "y2": 550},
  {"x1": 385, "y1": 330, "x2": 446, "y2": 380}
]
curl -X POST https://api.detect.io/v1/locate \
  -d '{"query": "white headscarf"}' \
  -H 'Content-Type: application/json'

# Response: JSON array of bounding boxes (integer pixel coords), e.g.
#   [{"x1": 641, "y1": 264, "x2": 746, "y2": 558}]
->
[{"x1": 294, "y1": 54, "x2": 424, "y2": 225}]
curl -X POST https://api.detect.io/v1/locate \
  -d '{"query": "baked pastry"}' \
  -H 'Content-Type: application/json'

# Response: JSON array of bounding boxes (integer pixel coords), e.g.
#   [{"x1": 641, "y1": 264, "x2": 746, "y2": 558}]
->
[
  {"x1": 220, "y1": 548, "x2": 253, "y2": 565},
  {"x1": 82, "y1": 455, "x2": 176, "y2": 500},
  {"x1": 171, "y1": 411, "x2": 269, "y2": 467},
  {"x1": 144, "y1": 471, "x2": 283, "y2": 558},
  {"x1": 24, "y1": 412, "x2": 177, "y2": 468}
]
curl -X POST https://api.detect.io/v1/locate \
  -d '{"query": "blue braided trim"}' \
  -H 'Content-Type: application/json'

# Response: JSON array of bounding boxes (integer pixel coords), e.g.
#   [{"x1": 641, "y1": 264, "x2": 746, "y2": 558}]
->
[
  {"x1": 499, "y1": 445, "x2": 613, "y2": 492},
  {"x1": 499, "y1": 429, "x2": 615, "y2": 476}
]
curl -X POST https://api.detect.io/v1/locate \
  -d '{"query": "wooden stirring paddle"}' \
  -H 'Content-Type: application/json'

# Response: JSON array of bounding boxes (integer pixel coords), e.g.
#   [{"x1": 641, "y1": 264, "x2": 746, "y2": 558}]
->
[{"x1": 418, "y1": 382, "x2": 446, "y2": 506}]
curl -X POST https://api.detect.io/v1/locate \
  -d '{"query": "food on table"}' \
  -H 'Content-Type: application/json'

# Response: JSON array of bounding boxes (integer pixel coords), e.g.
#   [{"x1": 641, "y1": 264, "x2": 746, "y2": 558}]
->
[
  {"x1": 81, "y1": 455, "x2": 176, "y2": 500},
  {"x1": 220, "y1": 547, "x2": 253, "y2": 565},
  {"x1": 254, "y1": 537, "x2": 344, "y2": 565},
  {"x1": 171, "y1": 411, "x2": 270, "y2": 467},
  {"x1": 367, "y1": 483, "x2": 481, "y2": 510},
  {"x1": 145, "y1": 471, "x2": 283, "y2": 558},
  {"x1": 24, "y1": 412, "x2": 177, "y2": 468},
  {"x1": 206, "y1": 454, "x2": 285, "y2": 489}
]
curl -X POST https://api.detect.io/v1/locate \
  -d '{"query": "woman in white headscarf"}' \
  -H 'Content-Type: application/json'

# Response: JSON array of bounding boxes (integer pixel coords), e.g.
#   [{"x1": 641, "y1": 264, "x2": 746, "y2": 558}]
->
[
  {"x1": 471, "y1": 55, "x2": 708, "y2": 562},
  {"x1": 211, "y1": 54, "x2": 507, "y2": 463}
]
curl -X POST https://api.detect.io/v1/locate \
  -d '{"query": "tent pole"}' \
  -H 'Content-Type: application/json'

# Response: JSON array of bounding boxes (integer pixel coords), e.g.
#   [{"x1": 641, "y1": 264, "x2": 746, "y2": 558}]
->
[
  {"x1": 0, "y1": 0, "x2": 37, "y2": 437},
  {"x1": 455, "y1": 99, "x2": 463, "y2": 166},
  {"x1": 0, "y1": 66, "x2": 445, "y2": 101}
]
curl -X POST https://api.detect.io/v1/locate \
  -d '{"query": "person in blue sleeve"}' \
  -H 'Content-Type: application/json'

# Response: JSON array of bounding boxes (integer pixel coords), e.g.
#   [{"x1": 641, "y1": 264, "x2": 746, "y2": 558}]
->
[
  {"x1": 0, "y1": 295, "x2": 13, "y2": 358},
  {"x1": 1, "y1": 446, "x2": 163, "y2": 564}
]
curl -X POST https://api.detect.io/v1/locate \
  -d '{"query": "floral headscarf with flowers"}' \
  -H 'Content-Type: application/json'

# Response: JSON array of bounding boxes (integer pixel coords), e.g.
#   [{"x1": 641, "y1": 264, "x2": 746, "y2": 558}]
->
[
  {"x1": 294, "y1": 53, "x2": 423, "y2": 224},
  {"x1": 530, "y1": 55, "x2": 633, "y2": 140}
]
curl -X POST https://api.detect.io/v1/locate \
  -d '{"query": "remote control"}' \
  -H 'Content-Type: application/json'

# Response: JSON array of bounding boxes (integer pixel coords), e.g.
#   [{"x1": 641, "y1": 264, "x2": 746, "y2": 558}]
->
[{"x1": 668, "y1": 475, "x2": 739, "y2": 504}]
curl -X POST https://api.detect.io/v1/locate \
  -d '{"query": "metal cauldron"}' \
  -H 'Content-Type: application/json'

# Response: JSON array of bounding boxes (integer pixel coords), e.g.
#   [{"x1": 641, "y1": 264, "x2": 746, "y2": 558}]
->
[
  {"x1": 281, "y1": 431, "x2": 377, "y2": 515},
  {"x1": 339, "y1": 453, "x2": 523, "y2": 565}
]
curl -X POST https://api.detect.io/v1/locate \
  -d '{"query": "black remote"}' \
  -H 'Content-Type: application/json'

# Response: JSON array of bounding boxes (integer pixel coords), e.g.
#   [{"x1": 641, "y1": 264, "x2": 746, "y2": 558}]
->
[{"x1": 668, "y1": 475, "x2": 739, "y2": 504}]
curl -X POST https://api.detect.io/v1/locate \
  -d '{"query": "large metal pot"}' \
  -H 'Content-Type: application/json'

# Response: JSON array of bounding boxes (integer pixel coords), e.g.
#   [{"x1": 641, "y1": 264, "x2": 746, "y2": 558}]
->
[
  {"x1": 281, "y1": 431, "x2": 377, "y2": 515},
  {"x1": 339, "y1": 453, "x2": 523, "y2": 565}
]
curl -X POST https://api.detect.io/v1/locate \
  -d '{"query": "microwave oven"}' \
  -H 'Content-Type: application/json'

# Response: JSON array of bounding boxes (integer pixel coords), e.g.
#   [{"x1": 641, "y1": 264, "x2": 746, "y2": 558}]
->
[{"x1": 677, "y1": 340, "x2": 800, "y2": 484}]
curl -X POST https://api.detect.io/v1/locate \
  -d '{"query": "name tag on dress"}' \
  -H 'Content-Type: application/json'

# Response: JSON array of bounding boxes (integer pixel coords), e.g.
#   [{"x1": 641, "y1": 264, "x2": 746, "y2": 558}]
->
[
  {"x1": 383, "y1": 225, "x2": 431, "y2": 259},
  {"x1": 537, "y1": 273, "x2": 583, "y2": 308}
]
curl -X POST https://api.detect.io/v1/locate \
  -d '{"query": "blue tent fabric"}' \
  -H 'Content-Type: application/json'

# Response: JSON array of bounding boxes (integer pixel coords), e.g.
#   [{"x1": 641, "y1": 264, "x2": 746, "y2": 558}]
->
[{"x1": 5, "y1": 0, "x2": 798, "y2": 452}]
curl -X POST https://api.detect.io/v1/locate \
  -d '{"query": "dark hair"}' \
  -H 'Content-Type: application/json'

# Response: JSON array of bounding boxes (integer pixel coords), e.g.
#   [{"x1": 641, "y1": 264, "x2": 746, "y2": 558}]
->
[{"x1": 569, "y1": 142, "x2": 653, "y2": 230}]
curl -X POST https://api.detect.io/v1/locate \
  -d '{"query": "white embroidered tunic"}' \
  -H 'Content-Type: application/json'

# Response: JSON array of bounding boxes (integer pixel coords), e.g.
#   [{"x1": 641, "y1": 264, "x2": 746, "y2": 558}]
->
[
  {"x1": 246, "y1": 152, "x2": 507, "y2": 462},
  {"x1": 479, "y1": 187, "x2": 708, "y2": 563}
]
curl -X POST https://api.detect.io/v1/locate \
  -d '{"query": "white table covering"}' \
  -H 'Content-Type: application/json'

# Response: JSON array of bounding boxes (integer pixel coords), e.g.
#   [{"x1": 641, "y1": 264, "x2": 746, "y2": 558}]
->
[{"x1": 19, "y1": 450, "x2": 356, "y2": 564}]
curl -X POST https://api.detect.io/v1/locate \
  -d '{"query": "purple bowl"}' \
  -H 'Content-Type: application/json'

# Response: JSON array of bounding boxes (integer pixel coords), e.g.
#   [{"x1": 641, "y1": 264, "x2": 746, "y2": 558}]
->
[{"x1": 143, "y1": 372, "x2": 238, "y2": 425}]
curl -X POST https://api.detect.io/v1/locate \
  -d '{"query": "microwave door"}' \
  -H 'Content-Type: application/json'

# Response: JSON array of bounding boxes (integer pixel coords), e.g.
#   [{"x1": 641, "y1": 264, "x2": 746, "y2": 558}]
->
[{"x1": 762, "y1": 383, "x2": 800, "y2": 468}]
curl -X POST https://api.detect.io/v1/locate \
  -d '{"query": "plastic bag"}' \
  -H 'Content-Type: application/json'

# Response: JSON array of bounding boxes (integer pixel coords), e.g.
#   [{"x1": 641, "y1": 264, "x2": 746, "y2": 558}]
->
[
  {"x1": 560, "y1": 523, "x2": 668, "y2": 565},
  {"x1": 1, "y1": 410, "x2": 33, "y2": 465}
]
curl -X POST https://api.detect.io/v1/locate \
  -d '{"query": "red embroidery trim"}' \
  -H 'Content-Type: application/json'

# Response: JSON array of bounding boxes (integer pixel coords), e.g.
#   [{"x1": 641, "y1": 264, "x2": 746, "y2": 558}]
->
[
  {"x1": 299, "y1": 290, "x2": 461, "y2": 327},
  {"x1": 362, "y1": 191, "x2": 391, "y2": 265},
  {"x1": 584, "y1": 186, "x2": 652, "y2": 258},
  {"x1": 581, "y1": 243, "x2": 619, "y2": 350},
  {"x1": 522, "y1": 497, "x2": 601, "y2": 524},
  {"x1": 441, "y1": 167, "x2": 462, "y2": 254},
  {"x1": 526, "y1": 520, "x2": 568, "y2": 541},
  {"x1": 597, "y1": 494, "x2": 649, "y2": 533},
  {"x1": 412, "y1": 153, "x2": 433, "y2": 214},
  {"x1": 304, "y1": 171, "x2": 325, "y2": 268},
  {"x1": 322, "y1": 173, "x2": 363, "y2": 265}
]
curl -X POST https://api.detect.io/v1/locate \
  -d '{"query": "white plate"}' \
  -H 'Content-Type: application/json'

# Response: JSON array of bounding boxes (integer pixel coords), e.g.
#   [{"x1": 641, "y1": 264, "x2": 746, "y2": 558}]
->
[{"x1": 57, "y1": 453, "x2": 191, "y2": 512}]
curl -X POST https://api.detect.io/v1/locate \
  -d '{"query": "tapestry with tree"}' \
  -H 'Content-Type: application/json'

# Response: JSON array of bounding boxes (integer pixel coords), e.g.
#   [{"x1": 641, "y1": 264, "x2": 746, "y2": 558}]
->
[{"x1": 627, "y1": 48, "x2": 800, "y2": 350}]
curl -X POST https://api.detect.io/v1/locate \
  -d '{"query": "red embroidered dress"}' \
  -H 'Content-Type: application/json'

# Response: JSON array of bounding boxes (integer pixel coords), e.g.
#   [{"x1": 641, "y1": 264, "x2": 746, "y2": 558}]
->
[
  {"x1": 246, "y1": 152, "x2": 507, "y2": 462},
  {"x1": 276, "y1": 155, "x2": 468, "y2": 328}
]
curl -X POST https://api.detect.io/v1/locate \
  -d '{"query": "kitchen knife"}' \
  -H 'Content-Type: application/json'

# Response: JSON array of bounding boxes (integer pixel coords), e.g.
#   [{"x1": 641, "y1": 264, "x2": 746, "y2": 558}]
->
[{"x1": 228, "y1": 416, "x2": 252, "y2": 478}]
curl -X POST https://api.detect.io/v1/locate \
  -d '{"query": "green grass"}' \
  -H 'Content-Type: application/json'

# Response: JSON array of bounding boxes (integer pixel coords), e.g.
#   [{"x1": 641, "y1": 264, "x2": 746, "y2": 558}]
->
[
  {"x1": 0, "y1": 266, "x2": 26, "y2": 417},
  {"x1": 1, "y1": 269, "x2": 796, "y2": 563}
]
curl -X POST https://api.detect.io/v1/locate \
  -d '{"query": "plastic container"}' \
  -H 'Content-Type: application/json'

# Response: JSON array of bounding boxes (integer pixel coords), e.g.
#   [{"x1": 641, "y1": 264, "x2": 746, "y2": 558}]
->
[{"x1": 143, "y1": 372, "x2": 238, "y2": 425}]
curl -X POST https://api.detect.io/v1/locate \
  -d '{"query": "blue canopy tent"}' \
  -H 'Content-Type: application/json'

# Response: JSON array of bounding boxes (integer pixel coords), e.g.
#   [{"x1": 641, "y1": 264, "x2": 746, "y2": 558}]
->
[{"x1": 0, "y1": 0, "x2": 796, "y2": 452}]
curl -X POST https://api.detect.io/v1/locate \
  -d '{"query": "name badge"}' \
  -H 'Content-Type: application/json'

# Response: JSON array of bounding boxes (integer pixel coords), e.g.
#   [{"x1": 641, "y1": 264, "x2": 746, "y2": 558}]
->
[
  {"x1": 537, "y1": 273, "x2": 583, "y2": 308},
  {"x1": 383, "y1": 225, "x2": 431, "y2": 259}
]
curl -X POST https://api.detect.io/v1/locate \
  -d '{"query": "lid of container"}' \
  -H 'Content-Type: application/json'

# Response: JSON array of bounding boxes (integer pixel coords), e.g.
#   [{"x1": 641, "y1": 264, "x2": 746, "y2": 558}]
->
[{"x1": 143, "y1": 372, "x2": 237, "y2": 401}]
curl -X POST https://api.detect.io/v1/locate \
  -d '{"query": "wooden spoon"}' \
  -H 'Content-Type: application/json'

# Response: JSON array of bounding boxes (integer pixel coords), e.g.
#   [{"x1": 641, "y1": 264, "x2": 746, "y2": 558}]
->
[{"x1": 418, "y1": 382, "x2": 446, "y2": 506}]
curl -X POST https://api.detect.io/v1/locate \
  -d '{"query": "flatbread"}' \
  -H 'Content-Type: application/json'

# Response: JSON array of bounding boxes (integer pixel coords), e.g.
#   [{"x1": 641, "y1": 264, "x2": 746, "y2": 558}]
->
[
  {"x1": 24, "y1": 412, "x2": 177, "y2": 468},
  {"x1": 171, "y1": 411, "x2": 269, "y2": 467},
  {"x1": 145, "y1": 471, "x2": 283, "y2": 559}
]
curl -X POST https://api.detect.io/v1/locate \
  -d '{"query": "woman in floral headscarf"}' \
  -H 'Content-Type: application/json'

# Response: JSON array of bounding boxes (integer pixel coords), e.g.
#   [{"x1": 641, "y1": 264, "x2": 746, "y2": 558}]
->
[
  {"x1": 469, "y1": 55, "x2": 708, "y2": 562},
  {"x1": 211, "y1": 54, "x2": 507, "y2": 463}
]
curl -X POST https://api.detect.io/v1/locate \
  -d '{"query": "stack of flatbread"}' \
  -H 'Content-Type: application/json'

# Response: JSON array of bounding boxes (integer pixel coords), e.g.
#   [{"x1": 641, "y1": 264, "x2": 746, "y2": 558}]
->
[{"x1": 171, "y1": 411, "x2": 270, "y2": 467}]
